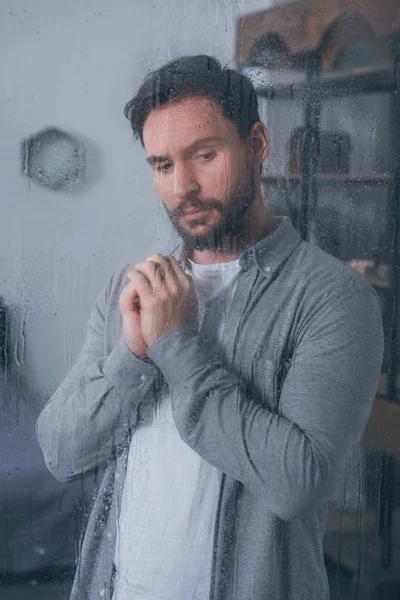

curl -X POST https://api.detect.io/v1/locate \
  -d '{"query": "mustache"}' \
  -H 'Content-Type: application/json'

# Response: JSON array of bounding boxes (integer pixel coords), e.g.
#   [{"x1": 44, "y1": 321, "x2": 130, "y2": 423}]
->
[{"x1": 173, "y1": 197, "x2": 222, "y2": 217}]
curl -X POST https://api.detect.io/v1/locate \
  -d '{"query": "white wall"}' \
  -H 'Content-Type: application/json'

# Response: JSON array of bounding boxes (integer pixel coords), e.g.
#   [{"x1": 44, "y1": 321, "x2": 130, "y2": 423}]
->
[{"x1": 0, "y1": 0, "x2": 273, "y2": 404}]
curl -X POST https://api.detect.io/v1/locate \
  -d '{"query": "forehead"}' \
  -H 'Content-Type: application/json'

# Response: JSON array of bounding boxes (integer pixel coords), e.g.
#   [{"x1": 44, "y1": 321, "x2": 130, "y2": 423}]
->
[{"x1": 142, "y1": 97, "x2": 238, "y2": 155}]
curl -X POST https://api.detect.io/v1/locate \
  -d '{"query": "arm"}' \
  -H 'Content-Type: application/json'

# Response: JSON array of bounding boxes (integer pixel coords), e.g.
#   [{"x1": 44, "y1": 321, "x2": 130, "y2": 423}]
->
[
  {"x1": 147, "y1": 288, "x2": 383, "y2": 521},
  {"x1": 36, "y1": 270, "x2": 157, "y2": 483}
]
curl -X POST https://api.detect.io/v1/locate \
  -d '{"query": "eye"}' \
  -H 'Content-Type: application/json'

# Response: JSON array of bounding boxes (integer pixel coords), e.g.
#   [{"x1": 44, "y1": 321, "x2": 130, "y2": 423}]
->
[
  {"x1": 155, "y1": 162, "x2": 172, "y2": 174},
  {"x1": 195, "y1": 151, "x2": 215, "y2": 161}
]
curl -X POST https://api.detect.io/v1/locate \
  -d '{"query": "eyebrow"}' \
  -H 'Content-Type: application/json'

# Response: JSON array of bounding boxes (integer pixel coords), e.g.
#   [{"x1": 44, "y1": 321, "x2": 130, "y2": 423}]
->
[{"x1": 146, "y1": 136, "x2": 225, "y2": 165}]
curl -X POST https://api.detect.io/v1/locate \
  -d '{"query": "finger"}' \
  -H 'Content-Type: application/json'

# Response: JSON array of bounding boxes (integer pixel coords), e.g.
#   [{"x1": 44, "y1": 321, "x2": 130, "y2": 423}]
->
[
  {"x1": 128, "y1": 263, "x2": 158, "y2": 284},
  {"x1": 144, "y1": 254, "x2": 172, "y2": 286},
  {"x1": 129, "y1": 269, "x2": 153, "y2": 304},
  {"x1": 155, "y1": 256, "x2": 181, "y2": 291},
  {"x1": 119, "y1": 282, "x2": 140, "y2": 316},
  {"x1": 154, "y1": 257, "x2": 192, "y2": 303},
  {"x1": 144, "y1": 254, "x2": 182, "y2": 292},
  {"x1": 167, "y1": 256, "x2": 190, "y2": 285},
  {"x1": 134, "y1": 261, "x2": 165, "y2": 289},
  {"x1": 145, "y1": 253, "x2": 165, "y2": 264}
]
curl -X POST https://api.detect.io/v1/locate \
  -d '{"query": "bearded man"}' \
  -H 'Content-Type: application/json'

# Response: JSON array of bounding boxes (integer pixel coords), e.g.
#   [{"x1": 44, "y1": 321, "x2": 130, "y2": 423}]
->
[{"x1": 37, "y1": 55, "x2": 383, "y2": 600}]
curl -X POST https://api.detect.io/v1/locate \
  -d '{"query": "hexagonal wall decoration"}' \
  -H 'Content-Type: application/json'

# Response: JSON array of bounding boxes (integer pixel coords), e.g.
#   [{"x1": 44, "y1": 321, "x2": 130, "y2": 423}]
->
[{"x1": 21, "y1": 126, "x2": 87, "y2": 192}]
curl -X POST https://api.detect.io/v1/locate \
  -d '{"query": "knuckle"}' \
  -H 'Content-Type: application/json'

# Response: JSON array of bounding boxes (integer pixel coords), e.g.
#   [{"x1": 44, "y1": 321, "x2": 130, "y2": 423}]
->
[
  {"x1": 147, "y1": 253, "x2": 163, "y2": 262},
  {"x1": 132, "y1": 266, "x2": 143, "y2": 278},
  {"x1": 159, "y1": 288, "x2": 168, "y2": 300}
]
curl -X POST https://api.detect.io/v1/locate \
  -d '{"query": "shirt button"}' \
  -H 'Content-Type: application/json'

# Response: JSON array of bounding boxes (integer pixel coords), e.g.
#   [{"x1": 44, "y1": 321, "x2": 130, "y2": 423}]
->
[
  {"x1": 266, "y1": 266, "x2": 272, "y2": 272},
  {"x1": 139, "y1": 375, "x2": 147, "y2": 382}
]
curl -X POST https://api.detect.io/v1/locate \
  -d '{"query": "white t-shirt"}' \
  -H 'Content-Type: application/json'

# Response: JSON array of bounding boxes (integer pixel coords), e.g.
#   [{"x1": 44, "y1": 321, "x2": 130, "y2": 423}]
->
[{"x1": 112, "y1": 258, "x2": 241, "y2": 600}]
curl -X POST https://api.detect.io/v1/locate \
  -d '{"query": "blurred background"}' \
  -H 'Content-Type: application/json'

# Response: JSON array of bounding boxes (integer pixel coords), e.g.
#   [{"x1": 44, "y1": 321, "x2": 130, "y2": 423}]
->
[{"x1": 1, "y1": 1, "x2": 400, "y2": 598}]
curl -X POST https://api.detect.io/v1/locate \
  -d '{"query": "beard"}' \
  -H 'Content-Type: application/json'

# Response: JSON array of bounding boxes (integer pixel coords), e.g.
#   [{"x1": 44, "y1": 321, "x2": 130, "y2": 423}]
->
[{"x1": 163, "y1": 167, "x2": 257, "y2": 252}]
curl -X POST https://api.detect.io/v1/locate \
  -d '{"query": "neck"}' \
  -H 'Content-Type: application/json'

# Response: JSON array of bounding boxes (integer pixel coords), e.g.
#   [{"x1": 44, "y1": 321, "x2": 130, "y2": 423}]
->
[{"x1": 191, "y1": 194, "x2": 273, "y2": 265}]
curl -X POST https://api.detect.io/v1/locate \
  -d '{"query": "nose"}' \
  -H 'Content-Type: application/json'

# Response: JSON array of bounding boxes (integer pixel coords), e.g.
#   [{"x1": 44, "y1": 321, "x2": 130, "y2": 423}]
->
[{"x1": 173, "y1": 163, "x2": 200, "y2": 199}]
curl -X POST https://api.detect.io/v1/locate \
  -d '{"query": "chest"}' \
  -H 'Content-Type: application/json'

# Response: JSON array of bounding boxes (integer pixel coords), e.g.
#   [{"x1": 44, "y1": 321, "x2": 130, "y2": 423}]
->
[{"x1": 199, "y1": 268, "x2": 301, "y2": 413}]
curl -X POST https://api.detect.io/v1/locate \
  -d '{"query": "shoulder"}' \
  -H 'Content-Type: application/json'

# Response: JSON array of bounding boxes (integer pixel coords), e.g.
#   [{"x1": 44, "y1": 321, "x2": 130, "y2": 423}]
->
[
  {"x1": 291, "y1": 239, "x2": 376, "y2": 303},
  {"x1": 285, "y1": 241, "x2": 382, "y2": 344}
]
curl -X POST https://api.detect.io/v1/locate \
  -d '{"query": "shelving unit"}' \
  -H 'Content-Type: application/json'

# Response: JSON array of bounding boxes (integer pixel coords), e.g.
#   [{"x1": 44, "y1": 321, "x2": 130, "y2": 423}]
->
[
  {"x1": 262, "y1": 172, "x2": 393, "y2": 183},
  {"x1": 255, "y1": 58, "x2": 400, "y2": 404},
  {"x1": 255, "y1": 65, "x2": 395, "y2": 99},
  {"x1": 236, "y1": 0, "x2": 400, "y2": 584},
  {"x1": 238, "y1": 28, "x2": 400, "y2": 405}
]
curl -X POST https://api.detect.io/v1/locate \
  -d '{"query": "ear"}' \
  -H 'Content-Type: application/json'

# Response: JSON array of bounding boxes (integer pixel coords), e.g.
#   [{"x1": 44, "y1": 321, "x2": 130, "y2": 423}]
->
[{"x1": 250, "y1": 122, "x2": 269, "y2": 166}]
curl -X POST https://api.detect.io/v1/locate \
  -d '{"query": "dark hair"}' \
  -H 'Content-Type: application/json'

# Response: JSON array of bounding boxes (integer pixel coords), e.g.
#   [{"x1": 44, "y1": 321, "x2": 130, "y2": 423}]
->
[{"x1": 124, "y1": 55, "x2": 260, "y2": 146}]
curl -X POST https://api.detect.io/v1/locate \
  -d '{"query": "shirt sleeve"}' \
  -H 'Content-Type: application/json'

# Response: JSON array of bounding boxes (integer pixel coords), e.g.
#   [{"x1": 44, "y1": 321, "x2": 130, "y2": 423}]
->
[
  {"x1": 147, "y1": 287, "x2": 383, "y2": 521},
  {"x1": 36, "y1": 270, "x2": 158, "y2": 483}
]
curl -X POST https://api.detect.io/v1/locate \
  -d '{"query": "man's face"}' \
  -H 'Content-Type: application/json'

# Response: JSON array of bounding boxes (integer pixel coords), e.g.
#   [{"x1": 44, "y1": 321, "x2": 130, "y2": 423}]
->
[{"x1": 142, "y1": 97, "x2": 256, "y2": 251}]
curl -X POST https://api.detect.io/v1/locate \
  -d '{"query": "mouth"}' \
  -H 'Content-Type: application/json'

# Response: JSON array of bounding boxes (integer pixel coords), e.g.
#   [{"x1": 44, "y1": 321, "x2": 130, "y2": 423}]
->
[{"x1": 182, "y1": 208, "x2": 211, "y2": 220}]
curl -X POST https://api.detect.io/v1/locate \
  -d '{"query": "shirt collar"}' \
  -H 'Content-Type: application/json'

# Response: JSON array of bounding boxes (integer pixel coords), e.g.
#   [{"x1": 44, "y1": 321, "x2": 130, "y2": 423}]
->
[
  {"x1": 173, "y1": 216, "x2": 301, "y2": 278},
  {"x1": 241, "y1": 216, "x2": 301, "y2": 277}
]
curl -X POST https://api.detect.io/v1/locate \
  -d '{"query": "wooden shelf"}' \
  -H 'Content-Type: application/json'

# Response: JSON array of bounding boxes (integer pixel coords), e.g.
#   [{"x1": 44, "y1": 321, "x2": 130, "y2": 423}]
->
[
  {"x1": 256, "y1": 66, "x2": 395, "y2": 100},
  {"x1": 262, "y1": 173, "x2": 393, "y2": 184}
]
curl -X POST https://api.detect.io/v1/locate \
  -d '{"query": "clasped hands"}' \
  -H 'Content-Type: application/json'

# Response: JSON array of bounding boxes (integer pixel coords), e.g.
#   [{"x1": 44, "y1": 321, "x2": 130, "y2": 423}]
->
[{"x1": 119, "y1": 254, "x2": 198, "y2": 357}]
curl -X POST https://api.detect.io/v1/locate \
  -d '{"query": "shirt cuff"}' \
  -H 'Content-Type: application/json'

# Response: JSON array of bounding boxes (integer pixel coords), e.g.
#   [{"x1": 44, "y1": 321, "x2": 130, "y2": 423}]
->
[
  {"x1": 103, "y1": 337, "x2": 157, "y2": 386},
  {"x1": 147, "y1": 321, "x2": 210, "y2": 389}
]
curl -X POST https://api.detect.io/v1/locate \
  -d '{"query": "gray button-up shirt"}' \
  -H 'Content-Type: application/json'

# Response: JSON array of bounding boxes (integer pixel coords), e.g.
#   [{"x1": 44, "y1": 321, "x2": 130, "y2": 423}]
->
[{"x1": 37, "y1": 217, "x2": 384, "y2": 600}]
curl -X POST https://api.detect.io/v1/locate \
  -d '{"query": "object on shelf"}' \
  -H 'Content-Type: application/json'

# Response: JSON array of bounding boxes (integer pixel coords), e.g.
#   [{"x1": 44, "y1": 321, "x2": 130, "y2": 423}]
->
[
  {"x1": 288, "y1": 127, "x2": 351, "y2": 174},
  {"x1": 236, "y1": 0, "x2": 398, "y2": 71},
  {"x1": 347, "y1": 259, "x2": 390, "y2": 288},
  {"x1": 245, "y1": 32, "x2": 302, "y2": 70}
]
